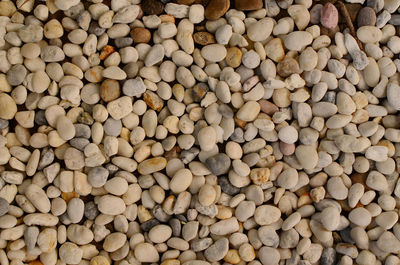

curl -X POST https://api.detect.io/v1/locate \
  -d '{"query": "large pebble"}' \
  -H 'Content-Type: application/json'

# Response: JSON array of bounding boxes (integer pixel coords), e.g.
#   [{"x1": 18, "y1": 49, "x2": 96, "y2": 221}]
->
[
  {"x1": 201, "y1": 44, "x2": 227, "y2": 62},
  {"x1": 134, "y1": 243, "x2": 160, "y2": 263},
  {"x1": 205, "y1": 153, "x2": 231, "y2": 176},
  {"x1": 25, "y1": 184, "x2": 51, "y2": 213},
  {"x1": 321, "y1": 3, "x2": 339, "y2": 29},
  {"x1": 284, "y1": 31, "x2": 313, "y2": 51},
  {"x1": 254, "y1": 205, "x2": 281, "y2": 225}
]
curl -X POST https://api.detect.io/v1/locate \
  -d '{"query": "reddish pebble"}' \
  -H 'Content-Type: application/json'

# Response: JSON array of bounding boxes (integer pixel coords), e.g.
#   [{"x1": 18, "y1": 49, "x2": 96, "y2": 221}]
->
[
  {"x1": 321, "y1": 3, "x2": 339, "y2": 29},
  {"x1": 279, "y1": 142, "x2": 295, "y2": 156},
  {"x1": 258, "y1": 100, "x2": 279, "y2": 115}
]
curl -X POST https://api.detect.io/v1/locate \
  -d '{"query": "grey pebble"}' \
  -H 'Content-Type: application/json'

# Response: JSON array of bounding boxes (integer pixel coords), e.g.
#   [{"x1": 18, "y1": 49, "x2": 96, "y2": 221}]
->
[
  {"x1": 0, "y1": 119, "x2": 9, "y2": 129},
  {"x1": 389, "y1": 14, "x2": 400, "y2": 25},
  {"x1": 74, "y1": 124, "x2": 91, "y2": 138},
  {"x1": 0, "y1": 198, "x2": 9, "y2": 216},
  {"x1": 320, "y1": 247, "x2": 336, "y2": 265},
  {"x1": 182, "y1": 221, "x2": 199, "y2": 241},
  {"x1": 242, "y1": 153, "x2": 260, "y2": 167},
  {"x1": 218, "y1": 104, "x2": 234, "y2": 118},
  {"x1": 64, "y1": 2, "x2": 84, "y2": 18},
  {"x1": 105, "y1": 163, "x2": 119, "y2": 175},
  {"x1": 180, "y1": 148, "x2": 199, "y2": 164},
  {"x1": 279, "y1": 228, "x2": 299, "y2": 248},
  {"x1": 340, "y1": 227, "x2": 354, "y2": 244},
  {"x1": 88, "y1": 166, "x2": 109, "y2": 188},
  {"x1": 321, "y1": 91, "x2": 336, "y2": 104},
  {"x1": 103, "y1": 118, "x2": 122, "y2": 136},
  {"x1": 84, "y1": 201, "x2": 99, "y2": 220},
  {"x1": 140, "y1": 218, "x2": 160, "y2": 232},
  {"x1": 230, "y1": 128, "x2": 245, "y2": 143},
  {"x1": 286, "y1": 250, "x2": 301, "y2": 265},
  {"x1": 24, "y1": 226, "x2": 39, "y2": 251},
  {"x1": 7, "y1": 65, "x2": 27, "y2": 86},
  {"x1": 195, "y1": 201, "x2": 218, "y2": 218},
  {"x1": 169, "y1": 218, "x2": 182, "y2": 237},
  {"x1": 205, "y1": 153, "x2": 231, "y2": 176},
  {"x1": 123, "y1": 78, "x2": 147, "y2": 97},
  {"x1": 153, "y1": 205, "x2": 171, "y2": 222},
  {"x1": 218, "y1": 176, "x2": 240, "y2": 196},
  {"x1": 38, "y1": 148, "x2": 54, "y2": 170},
  {"x1": 191, "y1": 238, "x2": 213, "y2": 252},
  {"x1": 41, "y1": 46, "x2": 66, "y2": 62},
  {"x1": 70, "y1": 138, "x2": 90, "y2": 151},
  {"x1": 367, "y1": 0, "x2": 384, "y2": 12},
  {"x1": 88, "y1": 22, "x2": 106, "y2": 36},
  {"x1": 35, "y1": 110, "x2": 48, "y2": 126},
  {"x1": 115, "y1": 37, "x2": 133, "y2": 48},
  {"x1": 204, "y1": 237, "x2": 229, "y2": 262}
]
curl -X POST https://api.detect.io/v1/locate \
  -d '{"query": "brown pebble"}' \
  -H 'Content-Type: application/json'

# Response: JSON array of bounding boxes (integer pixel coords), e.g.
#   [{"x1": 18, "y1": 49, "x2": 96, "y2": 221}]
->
[
  {"x1": 193, "y1": 32, "x2": 216, "y2": 46},
  {"x1": 357, "y1": 7, "x2": 376, "y2": 27},
  {"x1": 177, "y1": 0, "x2": 195, "y2": 4},
  {"x1": 160, "y1": 14, "x2": 175, "y2": 23},
  {"x1": 144, "y1": 91, "x2": 164, "y2": 111},
  {"x1": 235, "y1": 0, "x2": 263, "y2": 11},
  {"x1": 276, "y1": 57, "x2": 301, "y2": 78},
  {"x1": 191, "y1": 84, "x2": 208, "y2": 102},
  {"x1": 226, "y1": 47, "x2": 242, "y2": 68},
  {"x1": 99, "y1": 45, "x2": 115, "y2": 60},
  {"x1": 205, "y1": 0, "x2": 230, "y2": 20},
  {"x1": 131, "y1": 28, "x2": 151, "y2": 44},
  {"x1": 100, "y1": 79, "x2": 120, "y2": 102},
  {"x1": 141, "y1": 0, "x2": 164, "y2": 15}
]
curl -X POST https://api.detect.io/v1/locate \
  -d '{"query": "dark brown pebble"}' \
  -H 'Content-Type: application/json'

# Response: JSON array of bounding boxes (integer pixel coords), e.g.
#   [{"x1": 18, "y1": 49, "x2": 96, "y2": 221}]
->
[
  {"x1": 205, "y1": 0, "x2": 230, "y2": 20},
  {"x1": 357, "y1": 7, "x2": 376, "y2": 27},
  {"x1": 235, "y1": 0, "x2": 263, "y2": 10},
  {"x1": 141, "y1": 0, "x2": 164, "y2": 15},
  {"x1": 193, "y1": 32, "x2": 216, "y2": 45}
]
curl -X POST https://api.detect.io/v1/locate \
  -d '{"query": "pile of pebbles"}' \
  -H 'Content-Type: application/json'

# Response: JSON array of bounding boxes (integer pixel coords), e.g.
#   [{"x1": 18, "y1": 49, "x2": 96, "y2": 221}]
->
[{"x1": 1, "y1": 0, "x2": 400, "y2": 264}]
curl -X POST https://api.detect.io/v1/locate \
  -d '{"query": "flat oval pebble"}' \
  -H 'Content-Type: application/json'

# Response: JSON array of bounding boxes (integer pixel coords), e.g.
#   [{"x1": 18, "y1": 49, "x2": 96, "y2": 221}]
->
[{"x1": 201, "y1": 44, "x2": 227, "y2": 62}]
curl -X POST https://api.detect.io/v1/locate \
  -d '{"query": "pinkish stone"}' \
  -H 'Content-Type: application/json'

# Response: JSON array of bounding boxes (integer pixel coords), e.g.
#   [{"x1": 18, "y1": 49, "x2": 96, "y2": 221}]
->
[
  {"x1": 243, "y1": 76, "x2": 259, "y2": 92},
  {"x1": 279, "y1": 142, "x2": 295, "y2": 156},
  {"x1": 258, "y1": 99, "x2": 279, "y2": 115},
  {"x1": 321, "y1": 3, "x2": 339, "y2": 29}
]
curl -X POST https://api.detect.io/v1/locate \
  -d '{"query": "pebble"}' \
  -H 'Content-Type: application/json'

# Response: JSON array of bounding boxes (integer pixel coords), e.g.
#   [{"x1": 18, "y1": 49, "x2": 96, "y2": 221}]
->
[
  {"x1": 0, "y1": 93, "x2": 17, "y2": 120},
  {"x1": 236, "y1": 101, "x2": 260, "y2": 121},
  {"x1": 357, "y1": 7, "x2": 377, "y2": 26},
  {"x1": 348, "y1": 207, "x2": 372, "y2": 227},
  {"x1": 254, "y1": 205, "x2": 281, "y2": 225},
  {"x1": 201, "y1": 44, "x2": 227, "y2": 62},
  {"x1": 123, "y1": 77, "x2": 146, "y2": 97},
  {"x1": 204, "y1": 238, "x2": 229, "y2": 262},
  {"x1": 321, "y1": 3, "x2": 339, "y2": 29},
  {"x1": 205, "y1": 0, "x2": 230, "y2": 20},
  {"x1": 284, "y1": 31, "x2": 313, "y2": 51},
  {"x1": 0, "y1": 198, "x2": 9, "y2": 217},
  {"x1": 235, "y1": 0, "x2": 263, "y2": 10},
  {"x1": 205, "y1": 153, "x2": 231, "y2": 176},
  {"x1": 247, "y1": 18, "x2": 274, "y2": 42}
]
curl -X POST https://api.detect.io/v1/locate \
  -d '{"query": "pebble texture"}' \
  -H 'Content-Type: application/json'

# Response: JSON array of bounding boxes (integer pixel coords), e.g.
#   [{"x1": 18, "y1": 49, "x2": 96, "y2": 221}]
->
[{"x1": 0, "y1": 1, "x2": 398, "y2": 265}]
